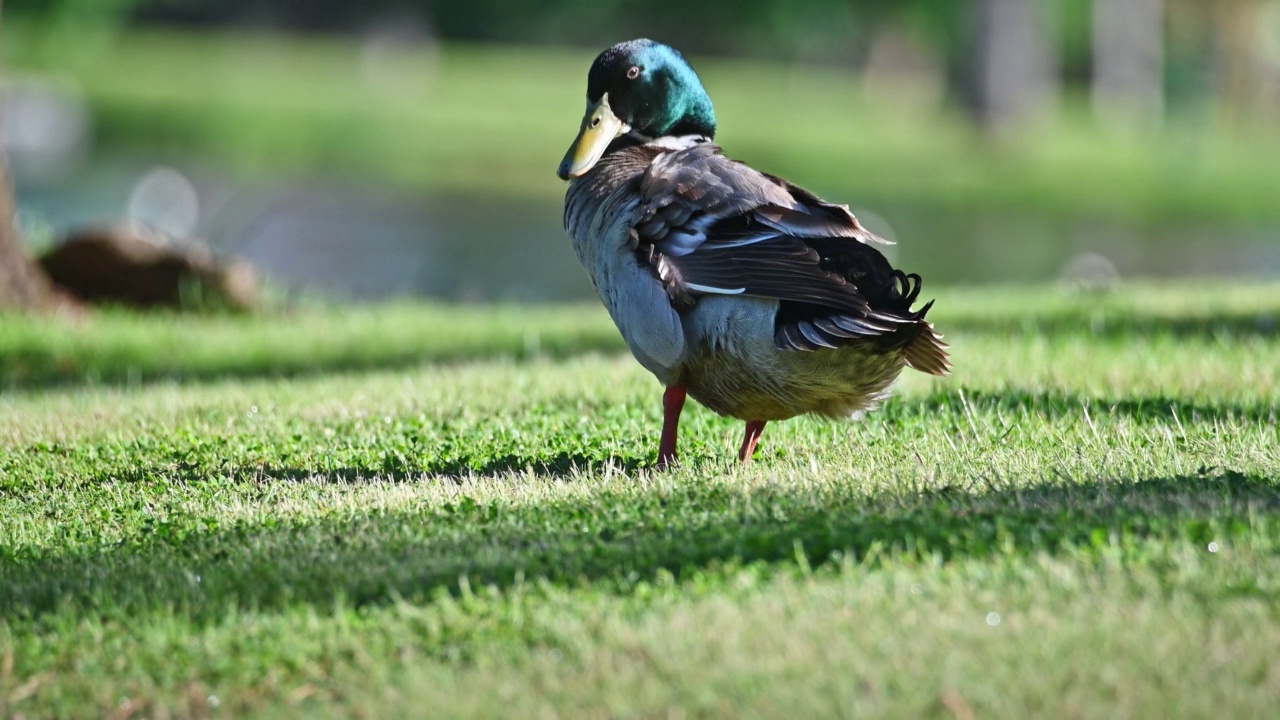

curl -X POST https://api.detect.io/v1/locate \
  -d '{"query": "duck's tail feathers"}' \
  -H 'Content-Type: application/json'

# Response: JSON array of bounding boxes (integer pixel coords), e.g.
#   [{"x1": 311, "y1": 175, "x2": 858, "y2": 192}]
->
[{"x1": 904, "y1": 317, "x2": 952, "y2": 377}]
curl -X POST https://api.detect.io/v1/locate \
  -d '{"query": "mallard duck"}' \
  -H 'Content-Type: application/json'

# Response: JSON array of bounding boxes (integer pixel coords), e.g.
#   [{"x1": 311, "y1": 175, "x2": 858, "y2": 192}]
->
[{"x1": 557, "y1": 39, "x2": 950, "y2": 467}]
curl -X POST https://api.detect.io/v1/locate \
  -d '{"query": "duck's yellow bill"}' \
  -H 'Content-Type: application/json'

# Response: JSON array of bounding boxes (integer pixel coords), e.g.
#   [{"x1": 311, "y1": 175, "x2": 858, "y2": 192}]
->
[{"x1": 557, "y1": 95, "x2": 630, "y2": 180}]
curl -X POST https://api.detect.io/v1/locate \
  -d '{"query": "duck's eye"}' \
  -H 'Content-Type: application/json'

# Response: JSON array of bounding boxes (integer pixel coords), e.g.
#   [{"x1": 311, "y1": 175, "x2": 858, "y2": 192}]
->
[{"x1": 626, "y1": 66, "x2": 642, "y2": 80}]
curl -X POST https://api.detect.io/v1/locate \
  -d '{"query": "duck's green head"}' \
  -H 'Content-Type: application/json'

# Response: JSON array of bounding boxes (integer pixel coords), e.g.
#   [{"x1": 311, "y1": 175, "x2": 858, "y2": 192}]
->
[{"x1": 557, "y1": 39, "x2": 716, "y2": 180}]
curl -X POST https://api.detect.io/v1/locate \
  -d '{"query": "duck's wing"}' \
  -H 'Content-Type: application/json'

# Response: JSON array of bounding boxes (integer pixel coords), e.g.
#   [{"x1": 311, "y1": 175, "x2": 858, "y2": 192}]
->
[{"x1": 633, "y1": 142, "x2": 950, "y2": 376}]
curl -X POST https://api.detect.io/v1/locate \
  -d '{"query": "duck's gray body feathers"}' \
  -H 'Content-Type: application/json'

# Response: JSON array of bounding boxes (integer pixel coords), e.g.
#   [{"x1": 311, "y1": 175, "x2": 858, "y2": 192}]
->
[{"x1": 565, "y1": 137, "x2": 949, "y2": 421}]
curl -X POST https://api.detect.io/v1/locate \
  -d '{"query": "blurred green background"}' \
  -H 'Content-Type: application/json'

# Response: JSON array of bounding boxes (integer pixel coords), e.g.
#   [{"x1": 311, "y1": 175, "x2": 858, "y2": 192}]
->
[{"x1": 5, "y1": 0, "x2": 1279, "y2": 301}]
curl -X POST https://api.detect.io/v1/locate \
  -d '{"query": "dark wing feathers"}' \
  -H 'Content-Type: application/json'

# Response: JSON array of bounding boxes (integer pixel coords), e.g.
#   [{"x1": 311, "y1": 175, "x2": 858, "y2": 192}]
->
[
  {"x1": 757, "y1": 172, "x2": 894, "y2": 246},
  {"x1": 633, "y1": 143, "x2": 950, "y2": 375}
]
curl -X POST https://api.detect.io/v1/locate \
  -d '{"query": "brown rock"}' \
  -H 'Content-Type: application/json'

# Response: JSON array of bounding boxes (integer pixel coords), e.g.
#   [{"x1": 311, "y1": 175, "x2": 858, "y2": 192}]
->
[{"x1": 39, "y1": 226, "x2": 259, "y2": 311}]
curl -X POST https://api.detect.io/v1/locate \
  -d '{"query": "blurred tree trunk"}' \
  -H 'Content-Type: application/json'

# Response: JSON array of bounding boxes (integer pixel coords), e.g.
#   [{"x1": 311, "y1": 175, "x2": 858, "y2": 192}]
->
[
  {"x1": 1210, "y1": 0, "x2": 1263, "y2": 121},
  {"x1": 0, "y1": 156, "x2": 62, "y2": 311},
  {"x1": 1092, "y1": 0, "x2": 1165, "y2": 133},
  {"x1": 0, "y1": 0, "x2": 61, "y2": 312},
  {"x1": 966, "y1": 0, "x2": 1059, "y2": 133}
]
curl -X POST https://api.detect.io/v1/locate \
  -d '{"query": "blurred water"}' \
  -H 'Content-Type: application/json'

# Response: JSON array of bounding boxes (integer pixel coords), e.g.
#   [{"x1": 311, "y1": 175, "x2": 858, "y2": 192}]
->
[{"x1": 14, "y1": 153, "x2": 1280, "y2": 303}]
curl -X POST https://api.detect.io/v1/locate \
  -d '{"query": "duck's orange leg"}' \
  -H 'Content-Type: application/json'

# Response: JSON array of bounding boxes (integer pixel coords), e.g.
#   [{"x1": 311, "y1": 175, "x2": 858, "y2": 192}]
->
[
  {"x1": 657, "y1": 385, "x2": 687, "y2": 469},
  {"x1": 738, "y1": 420, "x2": 767, "y2": 463}
]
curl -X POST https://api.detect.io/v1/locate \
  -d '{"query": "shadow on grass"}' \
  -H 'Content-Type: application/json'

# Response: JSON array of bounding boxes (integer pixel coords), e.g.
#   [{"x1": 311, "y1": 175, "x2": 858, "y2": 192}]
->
[
  {"x1": 887, "y1": 388, "x2": 1279, "y2": 424},
  {"x1": 253, "y1": 452, "x2": 647, "y2": 483},
  {"x1": 0, "y1": 338, "x2": 626, "y2": 394},
  {"x1": 940, "y1": 308, "x2": 1279, "y2": 341},
  {"x1": 4, "y1": 468, "x2": 1277, "y2": 625}
]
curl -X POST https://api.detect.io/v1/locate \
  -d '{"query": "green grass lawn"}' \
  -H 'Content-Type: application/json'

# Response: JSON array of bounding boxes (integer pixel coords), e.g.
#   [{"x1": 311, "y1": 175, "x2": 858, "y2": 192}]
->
[
  {"x1": 2, "y1": 282, "x2": 1279, "y2": 717},
  {"x1": 7, "y1": 27, "x2": 1280, "y2": 223}
]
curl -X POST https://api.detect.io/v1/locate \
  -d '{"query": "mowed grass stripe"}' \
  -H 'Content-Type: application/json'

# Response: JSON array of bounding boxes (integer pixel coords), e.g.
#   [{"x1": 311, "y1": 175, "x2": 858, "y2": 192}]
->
[{"x1": 4, "y1": 539, "x2": 1278, "y2": 717}]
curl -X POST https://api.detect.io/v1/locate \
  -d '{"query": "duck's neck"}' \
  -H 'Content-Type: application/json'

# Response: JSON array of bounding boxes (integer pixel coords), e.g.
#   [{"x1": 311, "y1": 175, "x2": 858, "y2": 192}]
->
[{"x1": 651, "y1": 67, "x2": 717, "y2": 139}]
